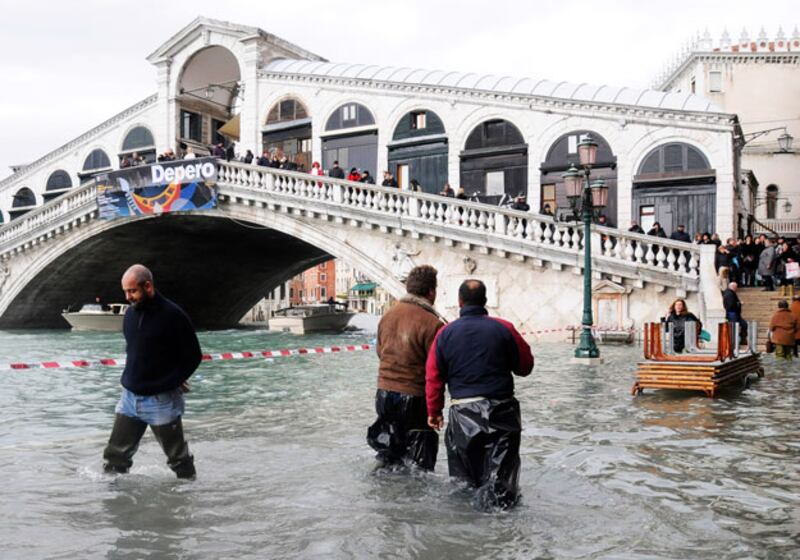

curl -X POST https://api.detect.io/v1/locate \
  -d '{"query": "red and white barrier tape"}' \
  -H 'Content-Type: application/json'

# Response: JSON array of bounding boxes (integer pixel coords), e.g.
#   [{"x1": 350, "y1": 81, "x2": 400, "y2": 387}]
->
[{"x1": 1, "y1": 343, "x2": 373, "y2": 371}]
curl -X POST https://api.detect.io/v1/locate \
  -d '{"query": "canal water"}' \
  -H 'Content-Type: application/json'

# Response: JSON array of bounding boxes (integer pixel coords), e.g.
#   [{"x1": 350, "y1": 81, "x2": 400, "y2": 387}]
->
[{"x1": 0, "y1": 328, "x2": 798, "y2": 559}]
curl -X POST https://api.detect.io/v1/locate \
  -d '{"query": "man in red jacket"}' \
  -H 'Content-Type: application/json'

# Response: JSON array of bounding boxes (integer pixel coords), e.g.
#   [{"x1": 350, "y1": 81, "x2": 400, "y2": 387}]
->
[{"x1": 426, "y1": 279, "x2": 533, "y2": 509}]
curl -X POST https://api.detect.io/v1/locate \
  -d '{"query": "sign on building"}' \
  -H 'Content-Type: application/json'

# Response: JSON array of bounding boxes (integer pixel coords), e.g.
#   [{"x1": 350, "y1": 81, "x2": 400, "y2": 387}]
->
[{"x1": 96, "y1": 157, "x2": 217, "y2": 219}]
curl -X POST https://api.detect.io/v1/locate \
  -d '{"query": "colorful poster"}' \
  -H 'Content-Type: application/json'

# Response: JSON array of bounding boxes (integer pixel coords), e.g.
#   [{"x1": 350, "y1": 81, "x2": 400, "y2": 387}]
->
[{"x1": 96, "y1": 157, "x2": 218, "y2": 219}]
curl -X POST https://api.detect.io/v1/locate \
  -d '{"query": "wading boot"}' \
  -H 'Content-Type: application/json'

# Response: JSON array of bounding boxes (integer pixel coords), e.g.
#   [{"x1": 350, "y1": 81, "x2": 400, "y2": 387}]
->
[
  {"x1": 150, "y1": 417, "x2": 196, "y2": 479},
  {"x1": 103, "y1": 414, "x2": 148, "y2": 474}
]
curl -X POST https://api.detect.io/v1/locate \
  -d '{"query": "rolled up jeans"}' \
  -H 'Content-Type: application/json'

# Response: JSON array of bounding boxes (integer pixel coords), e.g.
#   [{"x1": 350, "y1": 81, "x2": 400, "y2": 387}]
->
[{"x1": 115, "y1": 387, "x2": 185, "y2": 425}]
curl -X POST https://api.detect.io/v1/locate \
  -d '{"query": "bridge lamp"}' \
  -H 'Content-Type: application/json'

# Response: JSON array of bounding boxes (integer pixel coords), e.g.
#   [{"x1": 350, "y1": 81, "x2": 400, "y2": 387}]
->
[
  {"x1": 590, "y1": 178, "x2": 608, "y2": 209},
  {"x1": 562, "y1": 164, "x2": 582, "y2": 199}
]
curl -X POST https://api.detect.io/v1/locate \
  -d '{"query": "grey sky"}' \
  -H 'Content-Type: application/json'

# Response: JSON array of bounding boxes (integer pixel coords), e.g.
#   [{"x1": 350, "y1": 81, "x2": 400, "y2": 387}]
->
[{"x1": 0, "y1": 0, "x2": 796, "y2": 180}]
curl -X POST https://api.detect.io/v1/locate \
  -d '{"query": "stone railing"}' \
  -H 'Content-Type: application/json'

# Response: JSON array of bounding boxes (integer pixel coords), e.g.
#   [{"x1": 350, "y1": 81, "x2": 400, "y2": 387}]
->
[
  {"x1": 0, "y1": 182, "x2": 97, "y2": 256},
  {"x1": 0, "y1": 159, "x2": 704, "y2": 292},
  {"x1": 216, "y1": 161, "x2": 703, "y2": 286},
  {"x1": 752, "y1": 218, "x2": 800, "y2": 235}
]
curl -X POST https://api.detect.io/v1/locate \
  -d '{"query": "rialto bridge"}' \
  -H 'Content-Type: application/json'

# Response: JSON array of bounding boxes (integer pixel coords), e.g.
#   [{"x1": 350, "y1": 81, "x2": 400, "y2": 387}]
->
[
  {"x1": 0, "y1": 17, "x2": 737, "y2": 331},
  {"x1": 0, "y1": 161, "x2": 724, "y2": 332}
]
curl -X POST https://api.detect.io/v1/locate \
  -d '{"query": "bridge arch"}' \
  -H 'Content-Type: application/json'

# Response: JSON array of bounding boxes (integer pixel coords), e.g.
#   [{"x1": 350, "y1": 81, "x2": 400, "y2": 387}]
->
[
  {"x1": 0, "y1": 204, "x2": 403, "y2": 329},
  {"x1": 175, "y1": 45, "x2": 242, "y2": 154}
]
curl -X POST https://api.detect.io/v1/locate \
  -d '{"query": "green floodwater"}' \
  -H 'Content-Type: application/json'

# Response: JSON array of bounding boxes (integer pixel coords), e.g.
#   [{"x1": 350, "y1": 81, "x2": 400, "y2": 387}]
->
[{"x1": 0, "y1": 327, "x2": 798, "y2": 559}]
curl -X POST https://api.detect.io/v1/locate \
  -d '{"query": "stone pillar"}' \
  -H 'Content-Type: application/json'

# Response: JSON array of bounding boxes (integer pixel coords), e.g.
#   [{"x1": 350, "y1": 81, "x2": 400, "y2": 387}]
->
[
  {"x1": 616, "y1": 160, "x2": 633, "y2": 230},
  {"x1": 239, "y1": 39, "x2": 261, "y2": 158},
  {"x1": 152, "y1": 58, "x2": 173, "y2": 153}
]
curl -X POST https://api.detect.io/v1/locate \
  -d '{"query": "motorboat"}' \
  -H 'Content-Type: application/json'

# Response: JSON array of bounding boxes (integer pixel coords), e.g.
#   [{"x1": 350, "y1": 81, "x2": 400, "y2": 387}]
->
[
  {"x1": 61, "y1": 302, "x2": 129, "y2": 331},
  {"x1": 268, "y1": 303, "x2": 355, "y2": 334}
]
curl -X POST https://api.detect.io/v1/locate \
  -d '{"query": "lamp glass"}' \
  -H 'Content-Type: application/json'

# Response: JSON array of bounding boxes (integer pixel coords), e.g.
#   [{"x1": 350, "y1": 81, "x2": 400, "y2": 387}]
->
[
  {"x1": 562, "y1": 165, "x2": 582, "y2": 198},
  {"x1": 777, "y1": 132, "x2": 793, "y2": 152},
  {"x1": 205, "y1": 85, "x2": 215, "y2": 99},
  {"x1": 784, "y1": 200, "x2": 792, "y2": 214},
  {"x1": 590, "y1": 179, "x2": 608, "y2": 208},
  {"x1": 578, "y1": 134, "x2": 598, "y2": 166}
]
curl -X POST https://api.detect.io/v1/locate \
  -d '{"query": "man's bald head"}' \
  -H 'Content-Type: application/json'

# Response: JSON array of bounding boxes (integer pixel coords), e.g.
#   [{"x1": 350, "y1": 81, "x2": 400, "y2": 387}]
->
[
  {"x1": 121, "y1": 264, "x2": 155, "y2": 307},
  {"x1": 458, "y1": 279, "x2": 487, "y2": 308}
]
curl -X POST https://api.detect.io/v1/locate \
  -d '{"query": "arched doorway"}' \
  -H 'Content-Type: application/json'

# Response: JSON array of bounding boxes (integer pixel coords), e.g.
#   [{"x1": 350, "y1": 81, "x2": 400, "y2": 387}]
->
[
  {"x1": 387, "y1": 109, "x2": 447, "y2": 193},
  {"x1": 10, "y1": 187, "x2": 36, "y2": 220},
  {"x1": 120, "y1": 126, "x2": 156, "y2": 165},
  {"x1": 460, "y1": 119, "x2": 527, "y2": 204},
  {"x1": 322, "y1": 103, "x2": 377, "y2": 177},
  {"x1": 540, "y1": 131, "x2": 617, "y2": 222},
  {"x1": 177, "y1": 46, "x2": 241, "y2": 155},
  {"x1": 262, "y1": 97, "x2": 311, "y2": 170},
  {"x1": 43, "y1": 170, "x2": 73, "y2": 202},
  {"x1": 633, "y1": 143, "x2": 715, "y2": 237},
  {"x1": 79, "y1": 149, "x2": 112, "y2": 183}
]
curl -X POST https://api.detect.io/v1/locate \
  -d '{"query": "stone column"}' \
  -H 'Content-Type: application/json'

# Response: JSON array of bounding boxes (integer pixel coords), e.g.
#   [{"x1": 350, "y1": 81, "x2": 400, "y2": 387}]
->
[{"x1": 239, "y1": 39, "x2": 261, "y2": 158}]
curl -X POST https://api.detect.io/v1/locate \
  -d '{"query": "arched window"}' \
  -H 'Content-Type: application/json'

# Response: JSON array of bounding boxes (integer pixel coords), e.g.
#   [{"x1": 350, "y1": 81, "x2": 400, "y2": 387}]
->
[
  {"x1": 638, "y1": 143, "x2": 710, "y2": 175},
  {"x1": 83, "y1": 149, "x2": 111, "y2": 172},
  {"x1": 122, "y1": 126, "x2": 155, "y2": 152},
  {"x1": 460, "y1": 119, "x2": 527, "y2": 203},
  {"x1": 325, "y1": 103, "x2": 375, "y2": 131},
  {"x1": 266, "y1": 98, "x2": 309, "y2": 124},
  {"x1": 46, "y1": 170, "x2": 72, "y2": 191},
  {"x1": 766, "y1": 184, "x2": 779, "y2": 220},
  {"x1": 12, "y1": 187, "x2": 36, "y2": 208},
  {"x1": 388, "y1": 109, "x2": 448, "y2": 192}
]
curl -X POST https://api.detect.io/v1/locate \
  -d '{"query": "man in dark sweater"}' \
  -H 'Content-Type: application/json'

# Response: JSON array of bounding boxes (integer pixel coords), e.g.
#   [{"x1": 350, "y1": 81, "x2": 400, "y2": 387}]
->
[
  {"x1": 103, "y1": 264, "x2": 202, "y2": 479},
  {"x1": 367, "y1": 265, "x2": 444, "y2": 470},
  {"x1": 426, "y1": 279, "x2": 533, "y2": 509}
]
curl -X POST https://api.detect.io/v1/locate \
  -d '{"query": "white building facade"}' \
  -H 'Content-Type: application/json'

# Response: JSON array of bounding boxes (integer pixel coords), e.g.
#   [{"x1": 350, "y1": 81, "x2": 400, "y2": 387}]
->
[
  {"x1": 655, "y1": 26, "x2": 800, "y2": 237},
  {"x1": 0, "y1": 17, "x2": 741, "y2": 241}
]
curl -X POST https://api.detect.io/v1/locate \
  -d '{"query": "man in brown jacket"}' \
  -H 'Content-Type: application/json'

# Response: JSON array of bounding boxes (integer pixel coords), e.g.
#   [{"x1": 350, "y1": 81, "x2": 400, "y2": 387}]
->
[
  {"x1": 367, "y1": 265, "x2": 444, "y2": 470},
  {"x1": 769, "y1": 300, "x2": 797, "y2": 361}
]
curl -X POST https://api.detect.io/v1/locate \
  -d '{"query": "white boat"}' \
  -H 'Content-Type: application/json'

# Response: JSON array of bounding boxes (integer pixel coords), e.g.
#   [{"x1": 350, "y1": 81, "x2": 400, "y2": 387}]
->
[
  {"x1": 268, "y1": 304, "x2": 355, "y2": 334},
  {"x1": 62, "y1": 302, "x2": 129, "y2": 331}
]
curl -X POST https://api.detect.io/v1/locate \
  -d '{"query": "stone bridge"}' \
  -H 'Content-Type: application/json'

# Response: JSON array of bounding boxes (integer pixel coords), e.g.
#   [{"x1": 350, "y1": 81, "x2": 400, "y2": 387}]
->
[{"x1": 0, "y1": 160, "x2": 724, "y2": 333}]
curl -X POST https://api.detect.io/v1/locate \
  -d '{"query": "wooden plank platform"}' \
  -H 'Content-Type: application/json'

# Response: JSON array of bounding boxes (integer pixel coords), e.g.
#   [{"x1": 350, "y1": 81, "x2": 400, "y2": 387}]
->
[{"x1": 632, "y1": 346, "x2": 764, "y2": 398}]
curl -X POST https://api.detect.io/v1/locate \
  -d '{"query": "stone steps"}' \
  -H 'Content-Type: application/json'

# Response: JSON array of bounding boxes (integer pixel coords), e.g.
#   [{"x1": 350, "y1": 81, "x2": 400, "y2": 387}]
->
[{"x1": 736, "y1": 288, "x2": 796, "y2": 349}]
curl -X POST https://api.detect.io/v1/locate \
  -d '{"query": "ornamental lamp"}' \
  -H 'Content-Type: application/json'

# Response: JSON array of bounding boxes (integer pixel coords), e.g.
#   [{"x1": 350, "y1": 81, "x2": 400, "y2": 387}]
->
[
  {"x1": 562, "y1": 164, "x2": 582, "y2": 199},
  {"x1": 784, "y1": 199, "x2": 793, "y2": 214},
  {"x1": 590, "y1": 178, "x2": 608, "y2": 208},
  {"x1": 777, "y1": 131, "x2": 793, "y2": 153},
  {"x1": 204, "y1": 85, "x2": 216, "y2": 99},
  {"x1": 578, "y1": 133, "x2": 598, "y2": 167}
]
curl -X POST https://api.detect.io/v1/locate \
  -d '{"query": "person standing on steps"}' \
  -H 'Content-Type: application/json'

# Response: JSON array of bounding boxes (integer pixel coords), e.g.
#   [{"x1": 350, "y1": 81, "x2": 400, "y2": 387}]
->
[{"x1": 102, "y1": 264, "x2": 202, "y2": 479}]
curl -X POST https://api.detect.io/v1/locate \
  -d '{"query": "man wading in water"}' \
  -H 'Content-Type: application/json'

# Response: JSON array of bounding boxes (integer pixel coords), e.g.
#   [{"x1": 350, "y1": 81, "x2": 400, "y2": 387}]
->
[
  {"x1": 367, "y1": 265, "x2": 445, "y2": 470},
  {"x1": 426, "y1": 279, "x2": 533, "y2": 509},
  {"x1": 102, "y1": 264, "x2": 202, "y2": 479}
]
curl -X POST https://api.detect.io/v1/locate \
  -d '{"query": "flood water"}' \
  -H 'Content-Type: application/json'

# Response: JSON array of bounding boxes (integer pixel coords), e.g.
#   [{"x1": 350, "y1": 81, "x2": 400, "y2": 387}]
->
[{"x1": 0, "y1": 327, "x2": 798, "y2": 559}]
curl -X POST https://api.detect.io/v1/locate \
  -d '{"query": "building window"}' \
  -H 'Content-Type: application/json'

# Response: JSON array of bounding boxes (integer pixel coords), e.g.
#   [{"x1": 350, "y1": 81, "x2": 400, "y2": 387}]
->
[
  {"x1": 640, "y1": 205, "x2": 656, "y2": 232},
  {"x1": 320, "y1": 287, "x2": 327, "y2": 299},
  {"x1": 300, "y1": 138, "x2": 312, "y2": 153},
  {"x1": 766, "y1": 185, "x2": 779, "y2": 219},
  {"x1": 320, "y1": 273, "x2": 327, "y2": 282},
  {"x1": 411, "y1": 112, "x2": 427, "y2": 130},
  {"x1": 267, "y1": 98, "x2": 309, "y2": 123},
  {"x1": 709, "y1": 71, "x2": 722, "y2": 93},
  {"x1": 486, "y1": 171, "x2": 505, "y2": 196},
  {"x1": 181, "y1": 110, "x2": 202, "y2": 142},
  {"x1": 343, "y1": 104, "x2": 357, "y2": 122}
]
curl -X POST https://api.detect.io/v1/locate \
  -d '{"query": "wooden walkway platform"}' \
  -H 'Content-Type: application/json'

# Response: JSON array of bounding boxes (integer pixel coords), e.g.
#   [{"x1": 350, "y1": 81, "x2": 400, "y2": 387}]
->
[{"x1": 632, "y1": 322, "x2": 764, "y2": 397}]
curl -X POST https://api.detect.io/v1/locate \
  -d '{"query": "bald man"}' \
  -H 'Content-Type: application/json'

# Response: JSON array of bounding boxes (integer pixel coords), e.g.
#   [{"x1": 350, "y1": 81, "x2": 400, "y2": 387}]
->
[{"x1": 102, "y1": 264, "x2": 202, "y2": 479}]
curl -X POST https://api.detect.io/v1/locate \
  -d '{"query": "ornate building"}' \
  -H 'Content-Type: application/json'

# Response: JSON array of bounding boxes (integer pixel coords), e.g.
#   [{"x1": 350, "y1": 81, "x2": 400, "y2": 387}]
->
[{"x1": 655, "y1": 26, "x2": 800, "y2": 237}]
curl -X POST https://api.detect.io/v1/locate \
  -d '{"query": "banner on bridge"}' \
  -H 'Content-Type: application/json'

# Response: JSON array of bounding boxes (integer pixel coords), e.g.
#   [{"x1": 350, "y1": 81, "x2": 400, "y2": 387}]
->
[{"x1": 96, "y1": 157, "x2": 218, "y2": 219}]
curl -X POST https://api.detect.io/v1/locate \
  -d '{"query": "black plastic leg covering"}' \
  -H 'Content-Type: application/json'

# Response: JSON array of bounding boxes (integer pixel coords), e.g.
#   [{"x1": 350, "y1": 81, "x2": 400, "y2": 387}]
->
[
  {"x1": 150, "y1": 417, "x2": 196, "y2": 479},
  {"x1": 103, "y1": 414, "x2": 148, "y2": 473}
]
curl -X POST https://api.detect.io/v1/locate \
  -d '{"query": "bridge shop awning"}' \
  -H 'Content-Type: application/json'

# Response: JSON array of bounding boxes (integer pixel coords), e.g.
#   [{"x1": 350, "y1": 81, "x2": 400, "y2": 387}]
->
[
  {"x1": 217, "y1": 113, "x2": 240, "y2": 141},
  {"x1": 350, "y1": 282, "x2": 377, "y2": 292}
]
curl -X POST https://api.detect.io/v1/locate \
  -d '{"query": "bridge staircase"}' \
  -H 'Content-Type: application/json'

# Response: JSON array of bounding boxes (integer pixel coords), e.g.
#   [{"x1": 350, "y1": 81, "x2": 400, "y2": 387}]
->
[{"x1": 737, "y1": 287, "x2": 794, "y2": 351}]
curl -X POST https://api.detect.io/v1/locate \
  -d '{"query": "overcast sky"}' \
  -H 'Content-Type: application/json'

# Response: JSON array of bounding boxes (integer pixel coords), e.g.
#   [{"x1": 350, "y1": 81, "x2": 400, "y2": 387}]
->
[{"x1": 0, "y1": 0, "x2": 796, "y2": 180}]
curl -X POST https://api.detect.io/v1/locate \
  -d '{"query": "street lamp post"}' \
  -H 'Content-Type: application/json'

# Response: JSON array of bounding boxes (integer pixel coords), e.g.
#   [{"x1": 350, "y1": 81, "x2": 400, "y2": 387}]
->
[{"x1": 562, "y1": 134, "x2": 608, "y2": 363}]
